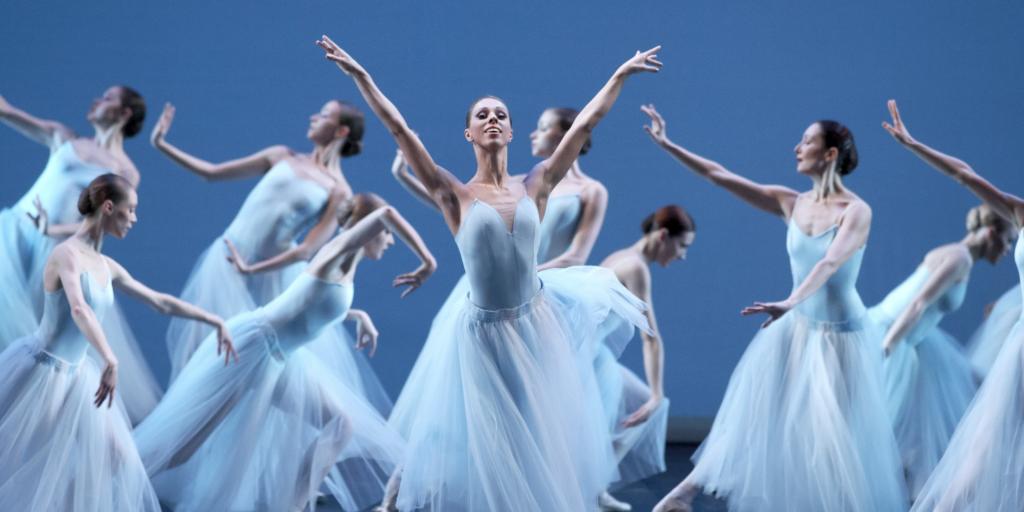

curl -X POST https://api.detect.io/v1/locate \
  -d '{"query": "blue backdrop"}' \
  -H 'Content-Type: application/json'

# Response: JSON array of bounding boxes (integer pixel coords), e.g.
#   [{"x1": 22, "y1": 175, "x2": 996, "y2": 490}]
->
[{"x1": 2, "y1": 0, "x2": 1022, "y2": 419}]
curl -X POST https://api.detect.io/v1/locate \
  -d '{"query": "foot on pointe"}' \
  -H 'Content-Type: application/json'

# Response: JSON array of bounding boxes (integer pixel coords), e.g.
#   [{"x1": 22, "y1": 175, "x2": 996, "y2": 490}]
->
[
  {"x1": 598, "y1": 490, "x2": 632, "y2": 511},
  {"x1": 653, "y1": 493, "x2": 693, "y2": 512}
]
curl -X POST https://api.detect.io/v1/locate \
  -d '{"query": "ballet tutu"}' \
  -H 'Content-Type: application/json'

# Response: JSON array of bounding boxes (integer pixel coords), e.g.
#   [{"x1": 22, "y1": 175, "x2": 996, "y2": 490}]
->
[
  {"x1": 0, "y1": 208, "x2": 50, "y2": 343},
  {"x1": 688, "y1": 310, "x2": 908, "y2": 512},
  {"x1": 967, "y1": 284, "x2": 1021, "y2": 378},
  {"x1": 389, "y1": 266, "x2": 649, "y2": 511},
  {"x1": 136, "y1": 310, "x2": 403, "y2": 512},
  {"x1": 0, "y1": 337, "x2": 160, "y2": 511}
]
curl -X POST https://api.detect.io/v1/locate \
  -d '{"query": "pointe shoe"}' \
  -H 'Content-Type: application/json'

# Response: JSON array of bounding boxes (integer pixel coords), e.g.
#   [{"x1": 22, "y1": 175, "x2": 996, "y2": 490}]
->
[
  {"x1": 598, "y1": 490, "x2": 632, "y2": 511},
  {"x1": 653, "y1": 492, "x2": 693, "y2": 512},
  {"x1": 371, "y1": 503, "x2": 398, "y2": 512}
]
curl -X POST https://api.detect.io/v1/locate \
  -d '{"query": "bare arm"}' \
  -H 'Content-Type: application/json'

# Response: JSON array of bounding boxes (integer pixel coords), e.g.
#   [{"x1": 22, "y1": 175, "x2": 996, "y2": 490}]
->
[
  {"x1": 527, "y1": 48, "x2": 662, "y2": 200},
  {"x1": 0, "y1": 94, "x2": 75, "y2": 149},
  {"x1": 150, "y1": 103, "x2": 289, "y2": 181},
  {"x1": 642, "y1": 104, "x2": 798, "y2": 219},
  {"x1": 884, "y1": 100, "x2": 1024, "y2": 227},
  {"x1": 742, "y1": 202, "x2": 871, "y2": 327},
  {"x1": 316, "y1": 36, "x2": 464, "y2": 230},
  {"x1": 882, "y1": 254, "x2": 970, "y2": 355},
  {"x1": 538, "y1": 183, "x2": 608, "y2": 270},
  {"x1": 345, "y1": 308, "x2": 379, "y2": 356},
  {"x1": 615, "y1": 262, "x2": 665, "y2": 427},
  {"x1": 391, "y1": 149, "x2": 440, "y2": 210}
]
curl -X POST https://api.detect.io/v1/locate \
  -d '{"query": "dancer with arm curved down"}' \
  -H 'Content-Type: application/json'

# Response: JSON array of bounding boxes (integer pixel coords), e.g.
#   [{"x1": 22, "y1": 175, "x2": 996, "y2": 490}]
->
[
  {"x1": 644, "y1": 103, "x2": 908, "y2": 512},
  {"x1": 868, "y1": 202, "x2": 1011, "y2": 499},
  {"x1": 0, "y1": 174, "x2": 234, "y2": 511},
  {"x1": 0, "y1": 87, "x2": 162, "y2": 424},
  {"x1": 878, "y1": 100, "x2": 1024, "y2": 512},
  {"x1": 317, "y1": 35, "x2": 658, "y2": 510},
  {"x1": 151, "y1": 100, "x2": 391, "y2": 413},
  {"x1": 133, "y1": 193, "x2": 433, "y2": 512}
]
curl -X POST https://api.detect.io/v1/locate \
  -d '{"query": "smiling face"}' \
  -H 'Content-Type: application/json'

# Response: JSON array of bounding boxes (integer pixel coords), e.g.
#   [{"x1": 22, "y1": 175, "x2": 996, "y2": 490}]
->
[
  {"x1": 465, "y1": 97, "x2": 513, "y2": 150},
  {"x1": 87, "y1": 86, "x2": 130, "y2": 129},
  {"x1": 529, "y1": 109, "x2": 565, "y2": 158},
  {"x1": 102, "y1": 187, "x2": 138, "y2": 239},
  {"x1": 307, "y1": 100, "x2": 348, "y2": 144},
  {"x1": 793, "y1": 123, "x2": 838, "y2": 176}
]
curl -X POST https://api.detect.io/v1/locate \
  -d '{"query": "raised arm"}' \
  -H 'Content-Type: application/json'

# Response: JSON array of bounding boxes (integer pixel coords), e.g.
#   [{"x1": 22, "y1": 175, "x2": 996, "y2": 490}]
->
[
  {"x1": 150, "y1": 103, "x2": 288, "y2": 181},
  {"x1": 0, "y1": 94, "x2": 75, "y2": 149},
  {"x1": 538, "y1": 183, "x2": 608, "y2": 270},
  {"x1": 316, "y1": 36, "x2": 464, "y2": 228},
  {"x1": 642, "y1": 104, "x2": 798, "y2": 219},
  {"x1": 106, "y1": 256, "x2": 236, "y2": 364},
  {"x1": 884, "y1": 100, "x2": 1024, "y2": 227},
  {"x1": 527, "y1": 48, "x2": 662, "y2": 199},
  {"x1": 742, "y1": 202, "x2": 871, "y2": 327},
  {"x1": 307, "y1": 204, "x2": 436, "y2": 297},
  {"x1": 391, "y1": 149, "x2": 440, "y2": 210},
  {"x1": 882, "y1": 252, "x2": 970, "y2": 355},
  {"x1": 617, "y1": 262, "x2": 665, "y2": 428}
]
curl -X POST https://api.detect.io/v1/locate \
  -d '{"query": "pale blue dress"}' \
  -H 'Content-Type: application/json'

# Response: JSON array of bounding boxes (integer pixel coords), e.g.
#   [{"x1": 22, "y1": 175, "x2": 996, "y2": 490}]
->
[
  {"x1": 0, "y1": 264, "x2": 160, "y2": 511},
  {"x1": 136, "y1": 273, "x2": 403, "y2": 512},
  {"x1": 966, "y1": 283, "x2": 1020, "y2": 377},
  {"x1": 687, "y1": 220, "x2": 908, "y2": 512}
]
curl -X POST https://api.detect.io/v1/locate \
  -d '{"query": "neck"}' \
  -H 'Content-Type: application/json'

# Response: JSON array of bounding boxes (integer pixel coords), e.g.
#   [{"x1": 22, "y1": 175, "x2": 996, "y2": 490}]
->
[
  {"x1": 632, "y1": 236, "x2": 656, "y2": 264},
  {"x1": 73, "y1": 217, "x2": 105, "y2": 251},
  {"x1": 564, "y1": 159, "x2": 585, "y2": 180},
  {"x1": 809, "y1": 169, "x2": 844, "y2": 201},
  {"x1": 312, "y1": 140, "x2": 344, "y2": 175},
  {"x1": 92, "y1": 124, "x2": 125, "y2": 152},
  {"x1": 471, "y1": 146, "x2": 510, "y2": 187}
]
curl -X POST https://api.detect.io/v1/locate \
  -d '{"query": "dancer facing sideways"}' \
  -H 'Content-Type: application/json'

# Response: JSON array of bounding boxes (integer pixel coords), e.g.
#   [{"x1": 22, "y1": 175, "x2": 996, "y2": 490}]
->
[
  {"x1": 878, "y1": 99, "x2": 1024, "y2": 512},
  {"x1": 966, "y1": 283, "x2": 1020, "y2": 378},
  {"x1": 316, "y1": 34, "x2": 658, "y2": 510},
  {"x1": 0, "y1": 174, "x2": 233, "y2": 511},
  {"x1": 869, "y1": 203, "x2": 1012, "y2": 498},
  {"x1": 0, "y1": 87, "x2": 161, "y2": 424},
  {"x1": 134, "y1": 193, "x2": 432, "y2": 512},
  {"x1": 644, "y1": 102, "x2": 908, "y2": 512}
]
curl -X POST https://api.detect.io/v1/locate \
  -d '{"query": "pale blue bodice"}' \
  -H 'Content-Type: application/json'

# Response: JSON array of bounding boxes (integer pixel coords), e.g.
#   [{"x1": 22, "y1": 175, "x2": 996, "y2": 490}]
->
[
  {"x1": 36, "y1": 271, "x2": 114, "y2": 366},
  {"x1": 1016, "y1": 228, "x2": 1024, "y2": 306},
  {"x1": 537, "y1": 194, "x2": 582, "y2": 264},
  {"x1": 15, "y1": 142, "x2": 108, "y2": 224},
  {"x1": 260, "y1": 273, "x2": 353, "y2": 353},
  {"x1": 873, "y1": 265, "x2": 968, "y2": 346},
  {"x1": 224, "y1": 161, "x2": 329, "y2": 259},
  {"x1": 456, "y1": 197, "x2": 541, "y2": 310},
  {"x1": 786, "y1": 220, "x2": 867, "y2": 324}
]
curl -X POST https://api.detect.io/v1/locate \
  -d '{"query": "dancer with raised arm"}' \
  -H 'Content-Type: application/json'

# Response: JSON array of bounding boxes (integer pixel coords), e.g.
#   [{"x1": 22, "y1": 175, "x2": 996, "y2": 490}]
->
[
  {"x1": 878, "y1": 100, "x2": 1024, "y2": 512},
  {"x1": 317, "y1": 35, "x2": 657, "y2": 510},
  {"x1": 0, "y1": 87, "x2": 162, "y2": 424},
  {"x1": 643, "y1": 103, "x2": 907, "y2": 512},
  {"x1": 0, "y1": 174, "x2": 233, "y2": 511},
  {"x1": 868, "y1": 203, "x2": 1011, "y2": 498},
  {"x1": 134, "y1": 193, "x2": 431, "y2": 512},
  {"x1": 966, "y1": 283, "x2": 1021, "y2": 377}
]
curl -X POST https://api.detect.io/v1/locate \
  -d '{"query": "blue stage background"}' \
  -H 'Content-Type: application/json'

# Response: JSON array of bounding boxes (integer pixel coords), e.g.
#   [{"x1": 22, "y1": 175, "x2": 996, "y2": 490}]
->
[{"x1": 2, "y1": 0, "x2": 1022, "y2": 419}]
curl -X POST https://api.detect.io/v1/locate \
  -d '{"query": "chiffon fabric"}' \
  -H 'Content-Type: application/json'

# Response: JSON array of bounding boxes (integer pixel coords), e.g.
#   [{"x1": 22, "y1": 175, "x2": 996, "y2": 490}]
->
[
  {"x1": 135, "y1": 274, "x2": 402, "y2": 512},
  {"x1": 911, "y1": 231, "x2": 1024, "y2": 512},
  {"x1": 0, "y1": 270, "x2": 159, "y2": 511},
  {"x1": 868, "y1": 265, "x2": 976, "y2": 498},
  {"x1": 687, "y1": 220, "x2": 908, "y2": 512},
  {"x1": 966, "y1": 283, "x2": 1020, "y2": 378},
  {"x1": 389, "y1": 197, "x2": 649, "y2": 511}
]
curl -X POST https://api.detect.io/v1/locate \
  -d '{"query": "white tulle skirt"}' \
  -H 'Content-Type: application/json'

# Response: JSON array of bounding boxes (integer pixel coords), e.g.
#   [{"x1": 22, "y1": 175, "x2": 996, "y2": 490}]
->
[
  {"x1": 966, "y1": 284, "x2": 1021, "y2": 378},
  {"x1": 135, "y1": 311, "x2": 403, "y2": 512},
  {"x1": 0, "y1": 337, "x2": 160, "y2": 511},
  {"x1": 883, "y1": 329, "x2": 977, "y2": 499},
  {"x1": 0, "y1": 208, "x2": 49, "y2": 343},
  {"x1": 911, "y1": 319, "x2": 1024, "y2": 512},
  {"x1": 688, "y1": 311, "x2": 908, "y2": 512},
  {"x1": 388, "y1": 266, "x2": 649, "y2": 511}
]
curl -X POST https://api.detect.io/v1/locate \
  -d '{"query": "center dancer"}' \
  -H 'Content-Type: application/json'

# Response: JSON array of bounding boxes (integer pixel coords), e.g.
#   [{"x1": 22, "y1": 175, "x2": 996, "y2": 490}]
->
[
  {"x1": 643, "y1": 104, "x2": 907, "y2": 511},
  {"x1": 316, "y1": 35, "x2": 658, "y2": 510}
]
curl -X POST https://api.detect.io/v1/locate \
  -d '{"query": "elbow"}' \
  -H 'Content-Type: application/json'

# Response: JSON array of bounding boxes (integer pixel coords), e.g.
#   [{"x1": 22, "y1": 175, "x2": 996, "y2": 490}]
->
[
  {"x1": 69, "y1": 304, "x2": 92, "y2": 322},
  {"x1": 153, "y1": 294, "x2": 175, "y2": 315}
]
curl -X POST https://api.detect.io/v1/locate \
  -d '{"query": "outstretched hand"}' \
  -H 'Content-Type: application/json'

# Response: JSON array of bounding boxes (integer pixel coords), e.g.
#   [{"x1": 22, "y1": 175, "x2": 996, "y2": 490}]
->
[
  {"x1": 882, "y1": 99, "x2": 915, "y2": 146},
  {"x1": 25, "y1": 195, "x2": 49, "y2": 235},
  {"x1": 150, "y1": 103, "x2": 175, "y2": 147},
  {"x1": 616, "y1": 46, "x2": 663, "y2": 77},
  {"x1": 640, "y1": 104, "x2": 668, "y2": 145},
  {"x1": 223, "y1": 238, "x2": 252, "y2": 274},
  {"x1": 315, "y1": 35, "x2": 367, "y2": 77},
  {"x1": 393, "y1": 263, "x2": 433, "y2": 298},
  {"x1": 741, "y1": 299, "x2": 793, "y2": 328}
]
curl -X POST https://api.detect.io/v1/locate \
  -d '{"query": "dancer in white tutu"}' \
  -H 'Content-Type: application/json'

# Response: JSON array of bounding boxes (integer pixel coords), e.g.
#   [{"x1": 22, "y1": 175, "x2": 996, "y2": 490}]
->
[
  {"x1": 134, "y1": 193, "x2": 432, "y2": 512},
  {"x1": 880, "y1": 100, "x2": 1024, "y2": 512},
  {"x1": 645, "y1": 103, "x2": 907, "y2": 512},
  {"x1": 0, "y1": 87, "x2": 162, "y2": 424},
  {"x1": 0, "y1": 173, "x2": 234, "y2": 511},
  {"x1": 966, "y1": 283, "x2": 1021, "y2": 377},
  {"x1": 316, "y1": 34, "x2": 658, "y2": 510},
  {"x1": 869, "y1": 203, "x2": 1013, "y2": 498}
]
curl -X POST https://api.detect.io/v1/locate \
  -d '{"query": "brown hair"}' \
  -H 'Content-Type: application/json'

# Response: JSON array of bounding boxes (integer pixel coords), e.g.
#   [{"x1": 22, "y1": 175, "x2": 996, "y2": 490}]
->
[
  {"x1": 338, "y1": 192, "x2": 388, "y2": 227},
  {"x1": 117, "y1": 85, "x2": 146, "y2": 138},
  {"x1": 816, "y1": 120, "x2": 858, "y2": 176},
  {"x1": 546, "y1": 107, "x2": 591, "y2": 155},
  {"x1": 967, "y1": 203, "x2": 1012, "y2": 236},
  {"x1": 335, "y1": 100, "x2": 365, "y2": 157},
  {"x1": 642, "y1": 204, "x2": 696, "y2": 236},
  {"x1": 78, "y1": 173, "x2": 133, "y2": 216}
]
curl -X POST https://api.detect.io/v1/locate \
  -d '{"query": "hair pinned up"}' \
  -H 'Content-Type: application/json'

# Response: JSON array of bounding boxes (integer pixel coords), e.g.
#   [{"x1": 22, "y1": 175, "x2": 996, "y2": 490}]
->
[{"x1": 78, "y1": 173, "x2": 133, "y2": 216}]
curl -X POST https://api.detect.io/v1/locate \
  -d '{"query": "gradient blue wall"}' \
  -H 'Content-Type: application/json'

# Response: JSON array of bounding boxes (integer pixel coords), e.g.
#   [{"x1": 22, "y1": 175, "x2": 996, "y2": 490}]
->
[{"x1": 2, "y1": 0, "x2": 1022, "y2": 418}]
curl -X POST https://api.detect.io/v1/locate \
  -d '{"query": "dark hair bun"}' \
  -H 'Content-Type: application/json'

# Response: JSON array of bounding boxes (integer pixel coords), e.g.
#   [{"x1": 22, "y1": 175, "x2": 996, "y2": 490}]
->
[
  {"x1": 341, "y1": 139, "x2": 362, "y2": 158},
  {"x1": 78, "y1": 173, "x2": 133, "y2": 215},
  {"x1": 642, "y1": 204, "x2": 696, "y2": 236},
  {"x1": 548, "y1": 107, "x2": 591, "y2": 155},
  {"x1": 817, "y1": 120, "x2": 858, "y2": 175},
  {"x1": 336, "y1": 101, "x2": 364, "y2": 158},
  {"x1": 118, "y1": 85, "x2": 146, "y2": 138}
]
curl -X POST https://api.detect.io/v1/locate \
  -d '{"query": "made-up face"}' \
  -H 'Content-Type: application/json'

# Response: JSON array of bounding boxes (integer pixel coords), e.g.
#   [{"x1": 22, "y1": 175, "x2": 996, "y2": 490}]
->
[
  {"x1": 465, "y1": 97, "x2": 512, "y2": 150},
  {"x1": 529, "y1": 109, "x2": 565, "y2": 158},
  {"x1": 363, "y1": 229, "x2": 394, "y2": 260},
  {"x1": 653, "y1": 229, "x2": 695, "y2": 267},
  {"x1": 793, "y1": 123, "x2": 837, "y2": 176},
  {"x1": 102, "y1": 188, "x2": 138, "y2": 239},
  {"x1": 307, "y1": 100, "x2": 347, "y2": 144},
  {"x1": 87, "y1": 86, "x2": 129, "y2": 129}
]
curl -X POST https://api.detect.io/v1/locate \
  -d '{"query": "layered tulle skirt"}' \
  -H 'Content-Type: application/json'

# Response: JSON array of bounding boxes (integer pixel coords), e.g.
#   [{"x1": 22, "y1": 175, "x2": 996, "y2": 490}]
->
[
  {"x1": 688, "y1": 311, "x2": 908, "y2": 512},
  {"x1": 135, "y1": 311, "x2": 403, "y2": 512},
  {"x1": 882, "y1": 329, "x2": 976, "y2": 498},
  {"x1": 0, "y1": 337, "x2": 160, "y2": 511},
  {"x1": 966, "y1": 284, "x2": 1020, "y2": 378},
  {"x1": 911, "y1": 319, "x2": 1024, "y2": 512},
  {"x1": 388, "y1": 266, "x2": 649, "y2": 511}
]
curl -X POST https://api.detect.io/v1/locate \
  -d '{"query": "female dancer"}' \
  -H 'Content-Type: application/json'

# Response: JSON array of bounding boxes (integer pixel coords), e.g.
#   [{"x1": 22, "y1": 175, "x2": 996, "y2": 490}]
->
[
  {"x1": 316, "y1": 34, "x2": 658, "y2": 510},
  {"x1": 644, "y1": 103, "x2": 907, "y2": 512},
  {"x1": 134, "y1": 193, "x2": 432, "y2": 512},
  {"x1": 0, "y1": 174, "x2": 233, "y2": 511},
  {"x1": 0, "y1": 88, "x2": 161, "y2": 424},
  {"x1": 879, "y1": 100, "x2": 1024, "y2": 512},
  {"x1": 597, "y1": 205, "x2": 695, "y2": 492},
  {"x1": 966, "y1": 283, "x2": 1020, "y2": 377},
  {"x1": 869, "y1": 203, "x2": 1011, "y2": 498}
]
